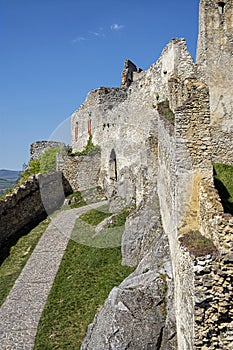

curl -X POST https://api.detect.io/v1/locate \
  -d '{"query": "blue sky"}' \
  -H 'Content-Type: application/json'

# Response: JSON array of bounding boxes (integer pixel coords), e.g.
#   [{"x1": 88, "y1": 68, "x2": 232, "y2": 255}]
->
[{"x1": 0, "y1": 0, "x2": 200, "y2": 170}]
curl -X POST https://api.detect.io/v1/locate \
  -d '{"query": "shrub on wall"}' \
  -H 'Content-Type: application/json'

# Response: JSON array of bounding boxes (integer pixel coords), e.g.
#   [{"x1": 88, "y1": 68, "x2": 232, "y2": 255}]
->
[
  {"x1": 0, "y1": 147, "x2": 62, "y2": 199},
  {"x1": 157, "y1": 98, "x2": 175, "y2": 124},
  {"x1": 18, "y1": 159, "x2": 40, "y2": 185},
  {"x1": 39, "y1": 147, "x2": 60, "y2": 174},
  {"x1": 68, "y1": 135, "x2": 101, "y2": 156}
]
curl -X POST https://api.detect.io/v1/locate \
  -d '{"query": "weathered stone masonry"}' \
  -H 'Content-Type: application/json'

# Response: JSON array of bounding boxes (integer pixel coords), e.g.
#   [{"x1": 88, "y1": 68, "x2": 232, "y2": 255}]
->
[
  {"x1": 62, "y1": 150, "x2": 101, "y2": 192},
  {"x1": 67, "y1": 1, "x2": 233, "y2": 346},
  {"x1": 157, "y1": 74, "x2": 233, "y2": 349},
  {"x1": 0, "y1": 172, "x2": 72, "y2": 248},
  {"x1": 30, "y1": 141, "x2": 66, "y2": 160}
]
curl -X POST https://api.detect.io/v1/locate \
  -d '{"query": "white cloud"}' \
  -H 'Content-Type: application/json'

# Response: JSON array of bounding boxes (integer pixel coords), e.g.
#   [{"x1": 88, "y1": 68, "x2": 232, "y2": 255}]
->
[
  {"x1": 110, "y1": 24, "x2": 125, "y2": 31},
  {"x1": 72, "y1": 28, "x2": 105, "y2": 44},
  {"x1": 72, "y1": 36, "x2": 86, "y2": 43},
  {"x1": 89, "y1": 29, "x2": 105, "y2": 38},
  {"x1": 90, "y1": 31, "x2": 100, "y2": 36}
]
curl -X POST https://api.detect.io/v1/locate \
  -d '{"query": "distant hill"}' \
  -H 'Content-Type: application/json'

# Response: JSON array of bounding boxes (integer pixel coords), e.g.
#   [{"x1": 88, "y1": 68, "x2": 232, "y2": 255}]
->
[
  {"x1": 0, "y1": 169, "x2": 21, "y2": 181},
  {"x1": 0, "y1": 169, "x2": 21, "y2": 193}
]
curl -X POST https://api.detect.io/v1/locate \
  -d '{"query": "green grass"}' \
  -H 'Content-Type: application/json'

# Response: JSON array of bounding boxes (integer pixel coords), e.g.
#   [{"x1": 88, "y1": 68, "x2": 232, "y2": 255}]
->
[
  {"x1": 108, "y1": 207, "x2": 133, "y2": 228},
  {"x1": 79, "y1": 207, "x2": 112, "y2": 226},
  {"x1": 68, "y1": 134, "x2": 101, "y2": 157},
  {"x1": 39, "y1": 147, "x2": 60, "y2": 174},
  {"x1": 33, "y1": 241, "x2": 134, "y2": 350},
  {"x1": 213, "y1": 163, "x2": 233, "y2": 214},
  {"x1": 72, "y1": 205, "x2": 133, "y2": 248},
  {"x1": 157, "y1": 98, "x2": 175, "y2": 124},
  {"x1": 0, "y1": 218, "x2": 50, "y2": 306},
  {"x1": 66, "y1": 191, "x2": 87, "y2": 209},
  {"x1": 34, "y1": 205, "x2": 134, "y2": 349}
]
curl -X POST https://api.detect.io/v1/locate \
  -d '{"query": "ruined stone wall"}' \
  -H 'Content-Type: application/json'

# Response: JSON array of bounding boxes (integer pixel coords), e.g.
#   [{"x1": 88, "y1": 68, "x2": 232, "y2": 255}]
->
[
  {"x1": 62, "y1": 151, "x2": 101, "y2": 192},
  {"x1": 30, "y1": 141, "x2": 66, "y2": 160},
  {"x1": 196, "y1": 0, "x2": 233, "y2": 164},
  {"x1": 157, "y1": 116, "x2": 176, "y2": 252},
  {"x1": 157, "y1": 78, "x2": 215, "y2": 349},
  {"x1": 71, "y1": 39, "x2": 195, "y2": 208},
  {"x1": 0, "y1": 172, "x2": 71, "y2": 248},
  {"x1": 176, "y1": 175, "x2": 233, "y2": 349},
  {"x1": 157, "y1": 114, "x2": 195, "y2": 350},
  {"x1": 195, "y1": 178, "x2": 233, "y2": 348},
  {"x1": 158, "y1": 78, "x2": 212, "y2": 245}
]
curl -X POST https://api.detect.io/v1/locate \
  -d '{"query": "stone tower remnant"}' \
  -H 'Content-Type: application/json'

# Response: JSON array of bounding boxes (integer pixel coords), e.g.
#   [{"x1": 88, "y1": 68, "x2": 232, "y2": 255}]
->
[
  {"x1": 121, "y1": 59, "x2": 142, "y2": 87},
  {"x1": 197, "y1": 0, "x2": 233, "y2": 163}
]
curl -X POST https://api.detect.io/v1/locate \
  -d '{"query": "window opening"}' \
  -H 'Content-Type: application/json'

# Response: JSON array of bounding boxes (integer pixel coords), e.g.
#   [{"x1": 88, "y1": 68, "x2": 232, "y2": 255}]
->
[
  {"x1": 88, "y1": 119, "x2": 91, "y2": 135},
  {"x1": 218, "y1": 2, "x2": 225, "y2": 14},
  {"x1": 75, "y1": 122, "x2": 78, "y2": 141},
  {"x1": 109, "y1": 149, "x2": 117, "y2": 182}
]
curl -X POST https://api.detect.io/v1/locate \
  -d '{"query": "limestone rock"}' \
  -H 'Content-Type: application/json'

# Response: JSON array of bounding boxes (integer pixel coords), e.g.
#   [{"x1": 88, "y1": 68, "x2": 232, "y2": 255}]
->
[
  {"x1": 121, "y1": 192, "x2": 162, "y2": 267},
  {"x1": 81, "y1": 230, "x2": 176, "y2": 350}
]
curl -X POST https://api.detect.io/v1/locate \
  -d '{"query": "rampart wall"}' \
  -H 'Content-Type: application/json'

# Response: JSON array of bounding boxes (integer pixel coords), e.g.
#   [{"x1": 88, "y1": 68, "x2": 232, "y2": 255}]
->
[
  {"x1": 157, "y1": 79, "x2": 216, "y2": 349},
  {"x1": 0, "y1": 172, "x2": 72, "y2": 248},
  {"x1": 62, "y1": 151, "x2": 101, "y2": 192},
  {"x1": 196, "y1": 0, "x2": 233, "y2": 165},
  {"x1": 30, "y1": 141, "x2": 66, "y2": 160}
]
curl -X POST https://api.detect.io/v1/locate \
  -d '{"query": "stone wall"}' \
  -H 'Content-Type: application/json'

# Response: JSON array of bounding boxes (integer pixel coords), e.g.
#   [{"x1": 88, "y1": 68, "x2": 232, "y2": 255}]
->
[
  {"x1": 196, "y1": 0, "x2": 233, "y2": 164},
  {"x1": 121, "y1": 59, "x2": 142, "y2": 87},
  {"x1": 158, "y1": 77, "x2": 212, "y2": 250},
  {"x1": 62, "y1": 150, "x2": 101, "y2": 192},
  {"x1": 71, "y1": 38, "x2": 195, "y2": 208},
  {"x1": 30, "y1": 141, "x2": 66, "y2": 160},
  {"x1": 194, "y1": 178, "x2": 233, "y2": 348},
  {"x1": 157, "y1": 77, "x2": 217, "y2": 348},
  {"x1": 177, "y1": 175, "x2": 233, "y2": 349},
  {"x1": 0, "y1": 172, "x2": 72, "y2": 248}
]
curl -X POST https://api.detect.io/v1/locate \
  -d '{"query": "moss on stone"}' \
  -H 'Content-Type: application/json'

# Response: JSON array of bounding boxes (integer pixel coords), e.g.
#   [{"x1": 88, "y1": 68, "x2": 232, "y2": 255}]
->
[{"x1": 179, "y1": 230, "x2": 217, "y2": 257}]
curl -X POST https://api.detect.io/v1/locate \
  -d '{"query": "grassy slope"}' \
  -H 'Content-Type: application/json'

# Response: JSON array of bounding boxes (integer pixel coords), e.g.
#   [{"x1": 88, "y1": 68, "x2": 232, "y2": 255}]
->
[
  {"x1": 0, "y1": 218, "x2": 50, "y2": 306},
  {"x1": 33, "y1": 242, "x2": 134, "y2": 350},
  {"x1": 34, "y1": 206, "x2": 134, "y2": 350}
]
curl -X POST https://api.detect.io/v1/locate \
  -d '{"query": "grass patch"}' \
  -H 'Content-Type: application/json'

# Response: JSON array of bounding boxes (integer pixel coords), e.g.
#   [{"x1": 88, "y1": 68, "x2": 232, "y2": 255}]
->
[
  {"x1": 108, "y1": 207, "x2": 133, "y2": 228},
  {"x1": 179, "y1": 230, "x2": 217, "y2": 257},
  {"x1": 66, "y1": 191, "x2": 87, "y2": 209},
  {"x1": 33, "y1": 241, "x2": 134, "y2": 350},
  {"x1": 68, "y1": 135, "x2": 101, "y2": 157},
  {"x1": 72, "y1": 205, "x2": 133, "y2": 248},
  {"x1": 79, "y1": 207, "x2": 112, "y2": 226},
  {"x1": 157, "y1": 98, "x2": 175, "y2": 124},
  {"x1": 213, "y1": 163, "x2": 233, "y2": 215},
  {"x1": 39, "y1": 147, "x2": 60, "y2": 174},
  {"x1": 0, "y1": 218, "x2": 50, "y2": 306}
]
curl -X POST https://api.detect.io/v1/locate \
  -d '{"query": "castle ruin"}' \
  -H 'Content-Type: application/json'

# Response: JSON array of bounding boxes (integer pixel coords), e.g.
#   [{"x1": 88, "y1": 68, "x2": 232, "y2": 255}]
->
[
  {"x1": 1, "y1": 0, "x2": 232, "y2": 349},
  {"x1": 62, "y1": 1, "x2": 233, "y2": 348}
]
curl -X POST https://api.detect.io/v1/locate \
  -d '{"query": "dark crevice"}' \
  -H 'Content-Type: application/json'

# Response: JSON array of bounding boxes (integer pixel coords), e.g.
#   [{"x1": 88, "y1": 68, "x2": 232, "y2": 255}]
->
[
  {"x1": 124, "y1": 342, "x2": 131, "y2": 350},
  {"x1": 155, "y1": 326, "x2": 164, "y2": 350}
]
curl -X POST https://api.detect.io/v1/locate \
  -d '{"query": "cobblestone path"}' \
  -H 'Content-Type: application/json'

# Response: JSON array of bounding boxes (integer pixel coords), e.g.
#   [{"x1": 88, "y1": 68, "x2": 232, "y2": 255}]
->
[{"x1": 0, "y1": 201, "x2": 107, "y2": 350}]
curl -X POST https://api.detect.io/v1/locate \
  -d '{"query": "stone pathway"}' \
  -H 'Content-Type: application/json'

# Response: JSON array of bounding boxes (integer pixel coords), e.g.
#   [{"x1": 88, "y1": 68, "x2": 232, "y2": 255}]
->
[{"x1": 0, "y1": 201, "x2": 107, "y2": 350}]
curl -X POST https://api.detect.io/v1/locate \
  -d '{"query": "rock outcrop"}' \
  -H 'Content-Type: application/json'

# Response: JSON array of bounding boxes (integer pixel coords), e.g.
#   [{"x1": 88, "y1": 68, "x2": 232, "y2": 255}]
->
[{"x1": 81, "y1": 207, "x2": 176, "y2": 350}]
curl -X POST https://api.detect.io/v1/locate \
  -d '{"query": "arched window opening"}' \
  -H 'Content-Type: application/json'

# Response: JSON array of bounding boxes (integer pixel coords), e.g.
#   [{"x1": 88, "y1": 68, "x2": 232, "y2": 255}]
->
[
  {"x1": 75, "y1": 122, "x2": 78, "y2": 141},
  {"x1": 218, "y1": 2, "x2": 226, "y2": 14},
  {"x1": 109, "y1": 149, "x2": 117, "y2": 182},
  {"x1": 88, "y1": 119, "x2": 91, "y2": 135}
]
